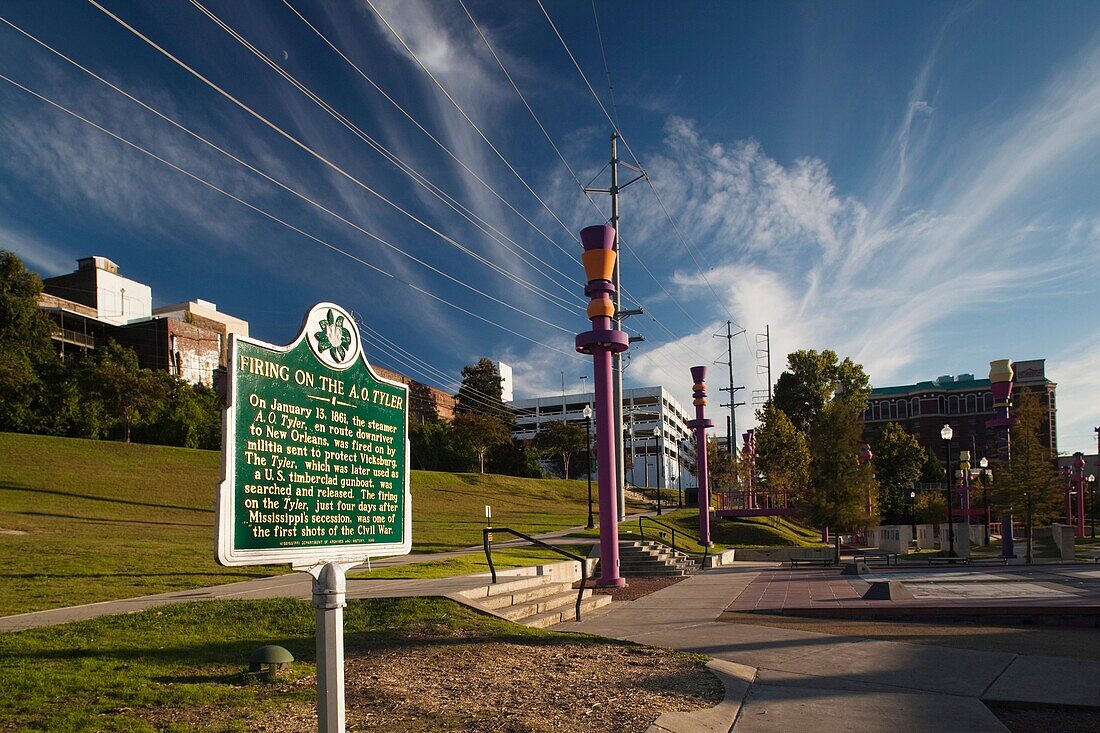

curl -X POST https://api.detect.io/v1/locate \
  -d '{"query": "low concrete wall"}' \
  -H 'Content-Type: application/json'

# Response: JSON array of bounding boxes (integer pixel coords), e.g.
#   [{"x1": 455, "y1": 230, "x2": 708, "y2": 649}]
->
[
  {"x1": 915, "y1": 524, "x2": 937, "y2": 549},
  {"x1": 731, "y1": 547, "x2": 830, "y2": 562},
  {"x1": 494, "y1": 558, "x2": 596, "y2": 583},
  {"x1": 936, "y1": 522, "x2": 971, "y2": 558},
  {"x1": 703, "y1": 549, "x2": 738, "y2": 568},
  {"x1": 968, "y1": 524, "x2": 985, "y2": 546},
  {"x1": 1051, "y1": 523, "x2": 1075, "y2": 560},
  {"x1": 871, "y1": 525, "x2": 912, "y2": 554}
]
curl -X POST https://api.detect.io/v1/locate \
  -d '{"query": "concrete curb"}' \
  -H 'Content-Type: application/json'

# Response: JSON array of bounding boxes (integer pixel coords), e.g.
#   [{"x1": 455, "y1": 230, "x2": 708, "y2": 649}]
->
[{"x1": 646, "y1": 659, "x2": 757, "y2": 733}]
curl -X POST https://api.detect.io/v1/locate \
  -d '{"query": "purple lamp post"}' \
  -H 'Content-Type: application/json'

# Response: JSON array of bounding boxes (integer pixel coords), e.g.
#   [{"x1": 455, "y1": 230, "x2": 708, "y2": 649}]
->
[
  {"x1": 575, "y1": 225, "x2": 629, "y2": 587},
  {"x1": 687, "y1": 366, "x2": 715, "y2": 546}
]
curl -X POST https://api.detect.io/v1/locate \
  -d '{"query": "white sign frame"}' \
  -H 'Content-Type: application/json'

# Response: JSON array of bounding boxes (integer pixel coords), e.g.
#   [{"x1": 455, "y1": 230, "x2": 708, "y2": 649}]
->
[{"x1": 215, "y1": 302, "x2": 412, "y2": 570}]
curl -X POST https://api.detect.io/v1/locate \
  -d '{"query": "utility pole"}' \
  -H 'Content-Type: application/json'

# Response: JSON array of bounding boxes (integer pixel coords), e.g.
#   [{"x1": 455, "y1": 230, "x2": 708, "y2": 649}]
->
[
  {"x1": 714, "y1": 321, "x2": 745, "y2": 461},
  {"x1": 584, "y1": 131, "x2": 645, "y2": 520},
  {"x1": 752, "y1": 324, "x2": 773, "y2": 407}
]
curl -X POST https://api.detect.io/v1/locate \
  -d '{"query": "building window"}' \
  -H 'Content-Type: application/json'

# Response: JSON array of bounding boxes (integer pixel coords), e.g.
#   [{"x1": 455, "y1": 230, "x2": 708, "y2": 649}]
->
[
  {"x1": 897, "y1": 400, "x2": 907, "y2": 419},
  {"x1": 911, "y1": 397, "x2": 920, "y2": 416},
  {"x1": 883, "y1": 402, "x2": 892, "y2": 420},
  {"x1": 949, "y1": 395, "x2": 959, "y2": 414},
  {"x1": 872, "y1": 403, "x2": 880, "y2": 420},
  {"x1": 966, "y1": 394, "x2": 976, "y2": 413}
]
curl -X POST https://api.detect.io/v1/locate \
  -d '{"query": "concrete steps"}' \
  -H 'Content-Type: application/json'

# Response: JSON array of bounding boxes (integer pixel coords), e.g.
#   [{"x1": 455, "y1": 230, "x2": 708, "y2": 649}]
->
[
  {"x1": 454, "y1": 572, "x2": 611, "y2": 628},
  {"x1": 615, "y1": 540, "x2": 699, "y2": 577}
]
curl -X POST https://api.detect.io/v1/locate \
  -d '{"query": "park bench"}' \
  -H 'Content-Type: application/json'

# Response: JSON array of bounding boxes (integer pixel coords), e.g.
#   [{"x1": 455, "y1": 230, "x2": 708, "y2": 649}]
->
[
  {"x1": 927, "y1": 556, "x2": 971, "y2": 566},
  {"x1": 790, "y1": 557, "x2": 833, "y2": 568},
  {"x1": 853, "y1": 551, "x2": 898, "y2": 566},
  {"x1": 969, "y1": 557, "x2": 1010, "y2": 565}
]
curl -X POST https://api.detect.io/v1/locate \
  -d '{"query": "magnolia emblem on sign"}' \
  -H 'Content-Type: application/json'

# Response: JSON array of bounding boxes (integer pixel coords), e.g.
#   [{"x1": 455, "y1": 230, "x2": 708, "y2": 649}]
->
[{"x1": 307, "y1": 304, "x2": 359, "y2": 370}]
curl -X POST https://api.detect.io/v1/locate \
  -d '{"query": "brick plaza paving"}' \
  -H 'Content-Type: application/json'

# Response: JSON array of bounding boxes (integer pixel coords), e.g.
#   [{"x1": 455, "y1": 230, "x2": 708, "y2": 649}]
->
[{"x1": 724, "y1": 563, "x2": 1100, "y2": 616}]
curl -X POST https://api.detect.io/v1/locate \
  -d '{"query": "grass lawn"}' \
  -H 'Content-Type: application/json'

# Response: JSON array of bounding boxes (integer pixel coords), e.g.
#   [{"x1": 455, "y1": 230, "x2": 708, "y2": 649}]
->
[
  {"x1": 0, "y1": 597, "x2": 715, "y2": 732},
  {"x1": 349, "y1": 546, "x2": 591, "y2": 580},
  {"x1": 0, "y1": 433, "x2": 605, "y2": 616}
]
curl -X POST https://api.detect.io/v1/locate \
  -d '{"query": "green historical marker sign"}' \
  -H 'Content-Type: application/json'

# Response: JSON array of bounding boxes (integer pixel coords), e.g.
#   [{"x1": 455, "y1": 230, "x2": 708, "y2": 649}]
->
[{"x1": 216, "y1": 302, "x2": 411, "y2": 568}]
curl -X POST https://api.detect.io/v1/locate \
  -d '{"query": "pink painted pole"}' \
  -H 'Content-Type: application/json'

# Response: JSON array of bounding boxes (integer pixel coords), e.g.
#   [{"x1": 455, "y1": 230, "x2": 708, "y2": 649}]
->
[
  {"x1": 687, "y1": 366, "x2": 714, "y2": 546},
  {"x1": 575, "y1": 225, "x2": 629, "y2": 587}
]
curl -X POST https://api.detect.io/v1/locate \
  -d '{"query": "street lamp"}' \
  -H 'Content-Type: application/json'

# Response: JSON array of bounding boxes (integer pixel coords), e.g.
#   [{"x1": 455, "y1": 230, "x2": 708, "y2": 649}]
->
[
  {"x1": 979, "y1": 457, "x2": 991, "y2": 546},
  {"x1": 583, "y1": 405, "x2": 594, "y2": 529},
  {"x1": 941, "y1": 424, "x2": 956, "y2": 557},
  {"x1": 677, "y1": 440, "x2": 684, "y2": 509},
  {"x1": 654, "y1": 426, "x2": 663, "y2": 516}
]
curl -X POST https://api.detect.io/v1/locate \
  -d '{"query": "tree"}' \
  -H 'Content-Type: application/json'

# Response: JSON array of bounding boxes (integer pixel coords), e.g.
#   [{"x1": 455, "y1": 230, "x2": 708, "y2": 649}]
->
[
  {"x1": 803, "y1": 401, "x2": 877, "y2": 552},
  {"x1": 534, "y1": 420, "x2": 586, "y2": 478},
  {"x1": 449, "y1": 412, "x2": 511, "y2": 473},
  {"x1": 912, "y1": 491, "x2": 947, "y2": 525},
  {"x1": 0, "y1": 250, "x2": 58, "y2": 432},
  {"x1": 772, "y1": 349, "x2": 870, "y2": 435},
  {"x1": 753, "y1": 403, "x2": 811, "y2": 500},
  {"x1": 994, "y1": 391, "x2": 1062, "y2": 524},
  {"x1": 920, "y1": 450, "x2": 946, "y2": 484},
  {"x1": 82, "y1": 341, "x2": 167, "y2": 443},
  {"x1": 873, "y1": 422, "x2": 926, "y2": 523},
  {"x1": 454, "y1": 358, "x2": 510, "y2": 422}
]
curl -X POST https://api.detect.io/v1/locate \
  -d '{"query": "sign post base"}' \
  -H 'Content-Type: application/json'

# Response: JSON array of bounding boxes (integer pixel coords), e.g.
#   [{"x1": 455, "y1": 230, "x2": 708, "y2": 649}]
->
[{"x1": 311, "y1": 562, "x2": 351, "y2": 733}]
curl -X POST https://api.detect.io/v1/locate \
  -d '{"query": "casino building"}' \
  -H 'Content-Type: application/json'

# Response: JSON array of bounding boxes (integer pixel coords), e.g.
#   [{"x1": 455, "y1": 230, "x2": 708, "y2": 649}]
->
[{"x1": 861, "y1": 359, "x2": 1057, "y2": 461}]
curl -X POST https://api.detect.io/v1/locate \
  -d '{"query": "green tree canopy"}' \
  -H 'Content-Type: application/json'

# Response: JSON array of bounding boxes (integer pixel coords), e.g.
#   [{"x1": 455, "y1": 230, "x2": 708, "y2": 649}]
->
[
  {"x1": 0, "y1": 250, "x2": 58, "y2": 432},
  {"x1": 994, "y1": 391, "x2": 1062, "y2": 523},
  {"x1": 920, "y1": 449, "x2": 946, "y2": 484},
  {"x1": 753, "y1": 403, "x2": 810, "y2": 499},
  {"x1": 873, "y1": 422, "x2": 926, "y2": 523},
  {"x1": 454, "y1": 358, "x2": 510, "y2": 423},
  {"x1": 82, "y1": 341, "x2": 167, "y2": 443},
  {"x1": 772, "y1": 349, "x2": 870, "y2": 435},
  {"x1": 449, "y1": 412, "x2": 511, "y2": 473},
  {"x1": 803, "y1": 401, "x2": 878, "y2": 534},
  {"x1": 534, "y1": 420, "x2": 586, "y2": 478}
]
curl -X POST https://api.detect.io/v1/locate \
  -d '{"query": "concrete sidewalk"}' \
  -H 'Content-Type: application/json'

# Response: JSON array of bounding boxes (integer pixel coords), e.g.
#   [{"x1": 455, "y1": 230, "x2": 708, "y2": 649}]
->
[{"x1": 553, "y1": 562, "x2": 1100, "y2": 732}]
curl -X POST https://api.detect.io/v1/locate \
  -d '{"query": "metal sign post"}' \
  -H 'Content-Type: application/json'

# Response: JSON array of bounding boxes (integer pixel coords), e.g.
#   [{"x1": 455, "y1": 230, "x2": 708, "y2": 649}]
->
[{"x1": 216, "y1": 302, "x2": 411, "y2": 732}]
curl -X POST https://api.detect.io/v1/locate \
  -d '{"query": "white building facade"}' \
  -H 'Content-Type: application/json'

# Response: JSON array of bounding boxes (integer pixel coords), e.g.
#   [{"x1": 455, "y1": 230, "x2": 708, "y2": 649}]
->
[{"x1": 510, "y1": 386, "x2": 698, "y2": 491}]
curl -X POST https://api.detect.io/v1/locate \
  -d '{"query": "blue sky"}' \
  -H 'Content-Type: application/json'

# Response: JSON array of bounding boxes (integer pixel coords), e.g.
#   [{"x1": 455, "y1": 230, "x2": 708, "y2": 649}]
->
[{"x1": 1, "y1": 1, "x2": 1098, "y2": 454}]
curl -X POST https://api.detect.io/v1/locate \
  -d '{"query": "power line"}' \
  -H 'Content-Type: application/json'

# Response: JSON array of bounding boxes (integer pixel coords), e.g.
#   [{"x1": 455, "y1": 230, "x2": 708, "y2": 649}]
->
[
  {"x1": 281, "y1": 0, "x2": 588, "y2": 297},
  {"x1": 0, "y1": 70, "x2": 583, "y2": 361},
  {"x1": 461, "y1": 2, "x2": 714, "y2": 365},
  {"x1": 78, "y1": 1, "x2": 580, "y2": 335},
  {"x1": 187, "y1": 0, "x2": 585, "y2": 314},
  {"x1": 364, "y1": 0, "x2": 581, "y2": 246},
  {"x1": 536, "y1": 0, "x2": 747, "y2": 331}
]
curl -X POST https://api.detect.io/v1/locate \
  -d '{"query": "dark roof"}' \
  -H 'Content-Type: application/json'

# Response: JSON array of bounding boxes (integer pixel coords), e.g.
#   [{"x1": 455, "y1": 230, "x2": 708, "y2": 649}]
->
[{"x1": 871, "y1": 378, "x2": 992, "y2": 397}]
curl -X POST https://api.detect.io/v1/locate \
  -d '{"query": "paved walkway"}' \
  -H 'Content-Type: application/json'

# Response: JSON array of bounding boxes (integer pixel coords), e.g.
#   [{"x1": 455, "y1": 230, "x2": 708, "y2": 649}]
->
[
  {"x1": 5, "y1": 542, "x2": 1099, "y2": 731},
  {"x1": 727, "y1": 563, "x2": 1100, "y2": 615},
  {"x1": 553, "y1": 563, "x2": 1100, "y2": 731}
]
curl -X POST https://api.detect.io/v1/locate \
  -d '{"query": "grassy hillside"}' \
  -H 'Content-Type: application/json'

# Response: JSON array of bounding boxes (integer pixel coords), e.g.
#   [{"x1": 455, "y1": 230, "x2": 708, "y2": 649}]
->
[
  {"x1": 0, "y1": 433, "x2": 599, "y2": 616},
  {"x1": 573, "y1": 509, "x2": 826, "y2": 554}
]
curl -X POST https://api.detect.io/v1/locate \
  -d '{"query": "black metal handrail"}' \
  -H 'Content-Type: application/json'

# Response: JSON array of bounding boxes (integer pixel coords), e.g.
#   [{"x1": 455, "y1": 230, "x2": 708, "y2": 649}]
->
[
  {"x1": 482, "y1": 527, "x2": 590, "y2": 622},
  {"x1": 638, "y1": 515, "x2": 711, "y2": 569}
]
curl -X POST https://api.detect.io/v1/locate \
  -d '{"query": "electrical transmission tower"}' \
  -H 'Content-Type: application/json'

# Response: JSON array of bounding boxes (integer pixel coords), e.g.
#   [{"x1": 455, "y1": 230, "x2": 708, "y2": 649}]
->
[
  {"x1": 714, "y1": 321, "x2": 744, "y2": 461},
  {"x1": 752, "y1": 324, "x2": 772, "y2": 408}
]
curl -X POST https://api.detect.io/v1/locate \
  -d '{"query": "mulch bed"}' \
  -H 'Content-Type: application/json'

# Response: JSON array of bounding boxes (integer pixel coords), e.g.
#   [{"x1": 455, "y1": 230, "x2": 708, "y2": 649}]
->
[
  {"x1": 141, "y1": 629, "x2": 721, "y2": 732},
  {"x1": 584, "y1": 575, "x2": 686, "y2": 602}
]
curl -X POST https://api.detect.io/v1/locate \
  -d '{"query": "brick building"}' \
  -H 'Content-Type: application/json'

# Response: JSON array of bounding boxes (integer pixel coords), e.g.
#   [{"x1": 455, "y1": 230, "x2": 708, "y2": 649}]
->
[
  {"x1": 862, "y1": 359, "x2": 1057, "y2": 463},
  {"x1": 38, "y1": 256, "x2": 247, "y2": 387}
]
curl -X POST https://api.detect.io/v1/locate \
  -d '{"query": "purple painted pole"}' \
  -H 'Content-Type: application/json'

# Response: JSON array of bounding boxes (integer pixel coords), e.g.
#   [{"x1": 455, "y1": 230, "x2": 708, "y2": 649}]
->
[
  {"x1": 575, "y1": 225, "x2": 629, "y2": 587},
  {"x1": 687, "y1": 366, "x2": 714, "y2": 546}
]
